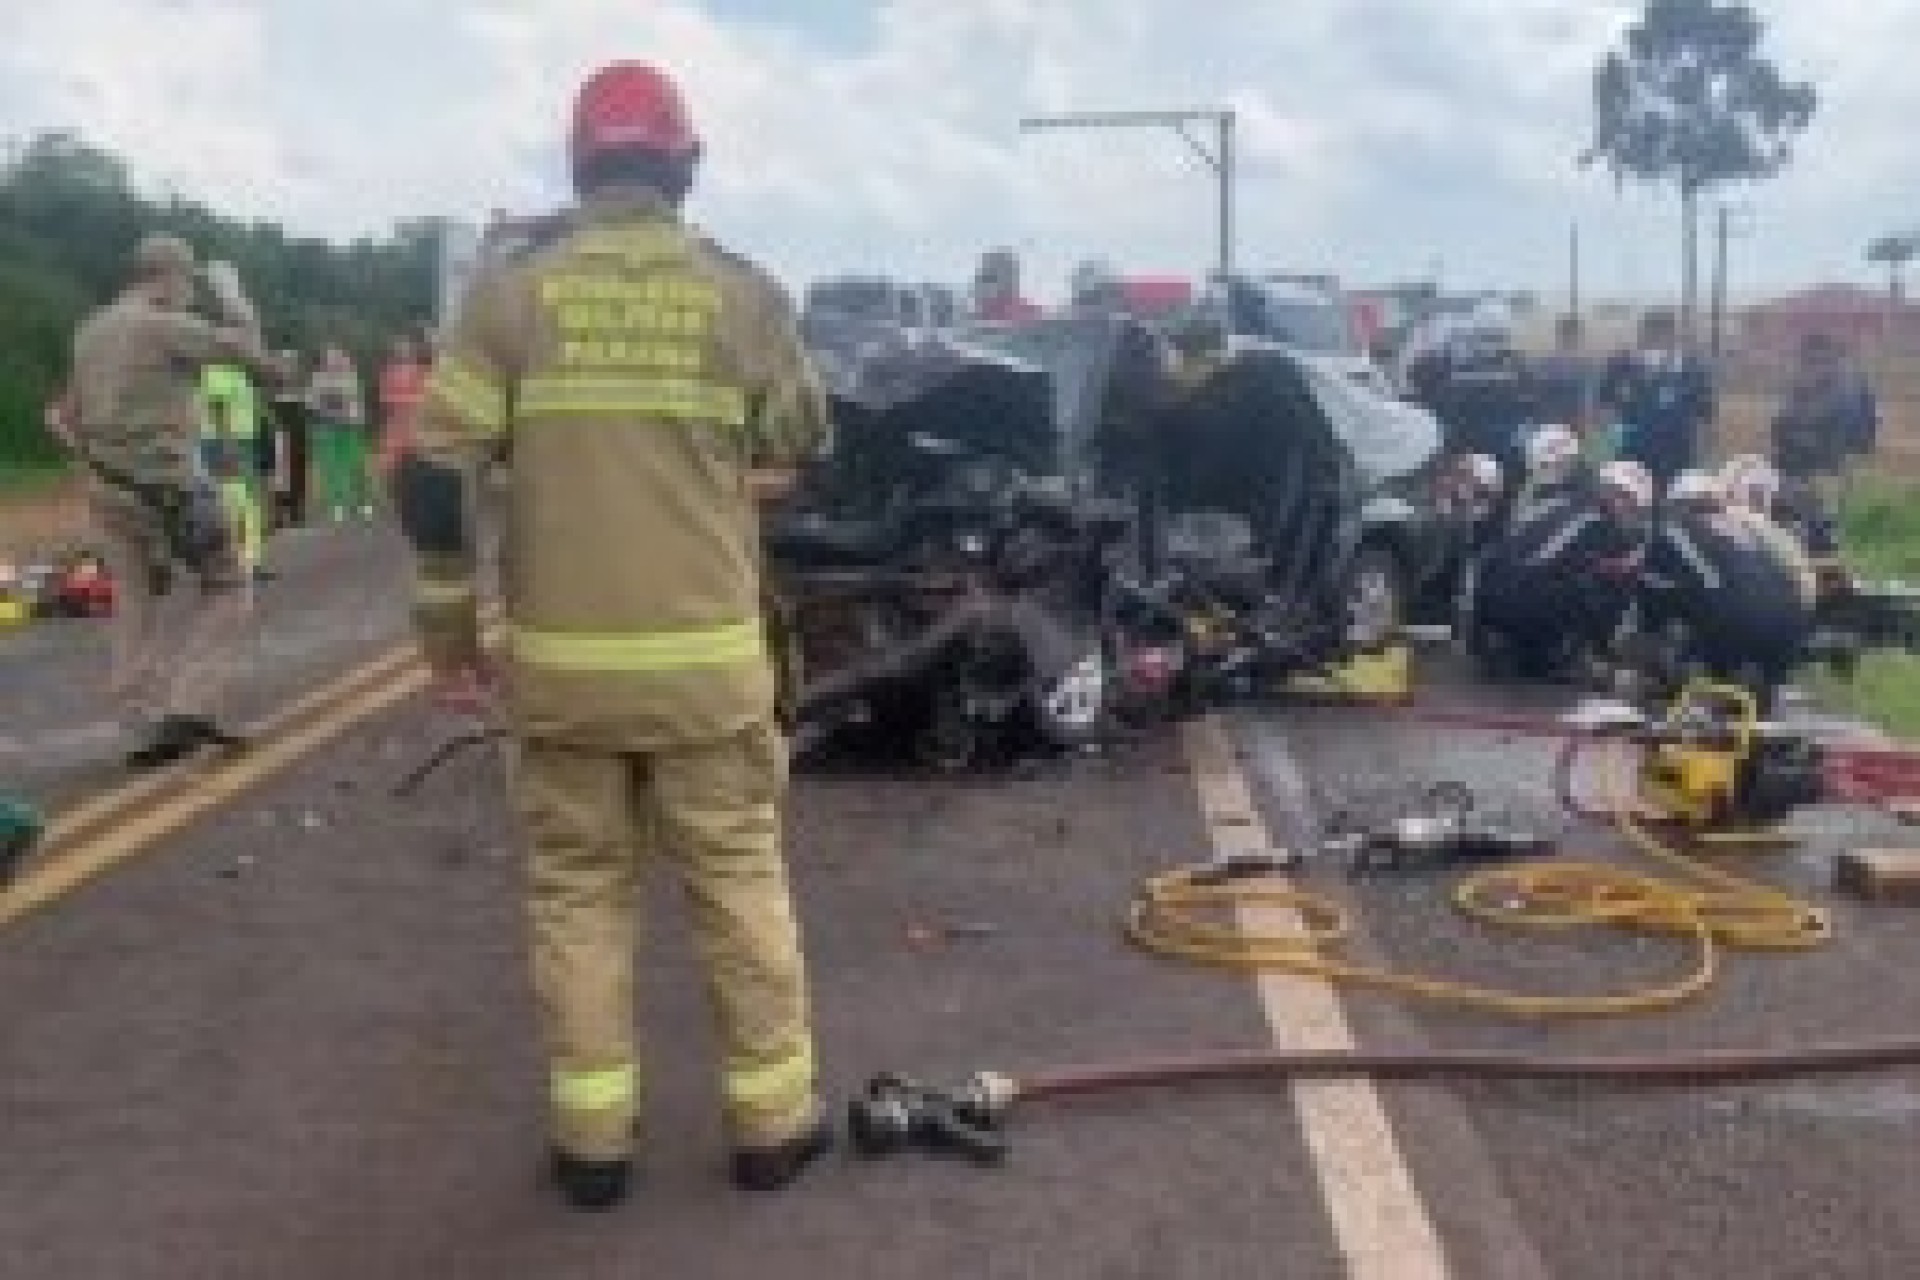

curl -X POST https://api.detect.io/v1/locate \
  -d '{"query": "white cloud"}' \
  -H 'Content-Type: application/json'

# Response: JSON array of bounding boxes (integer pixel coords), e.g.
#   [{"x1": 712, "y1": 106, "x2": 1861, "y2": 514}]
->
[{"x1": 3, "y1": 0, "x2": 1915, "y2": 300}]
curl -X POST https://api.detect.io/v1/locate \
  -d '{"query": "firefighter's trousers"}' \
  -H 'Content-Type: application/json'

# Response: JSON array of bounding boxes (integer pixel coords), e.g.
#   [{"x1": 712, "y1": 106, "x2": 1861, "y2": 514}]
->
[{"x1": 515, "y1": 718, "x2": 818, "y2": 1161}]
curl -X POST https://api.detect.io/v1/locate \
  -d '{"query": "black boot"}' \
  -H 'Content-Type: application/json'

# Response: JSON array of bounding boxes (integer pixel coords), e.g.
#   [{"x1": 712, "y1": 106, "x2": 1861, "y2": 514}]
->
[
  {"x1": 549, "y1": 1150, "x2": 632, "y2": 1211},
  {"x1": 125, "y1": 716, "x2": 248, "y2": 770},
  {"x1": 730, "y1": 1119, "x2": 835, "y2": 1192}
]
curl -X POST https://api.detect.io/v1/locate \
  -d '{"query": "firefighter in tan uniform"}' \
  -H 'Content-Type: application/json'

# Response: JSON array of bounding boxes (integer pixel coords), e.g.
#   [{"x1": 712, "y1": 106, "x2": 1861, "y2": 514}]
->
[
  {"x1": 55, "y1": 235, "x2": 278, "y2": 767},
  {"x1": 394, "y1": 63, "x2": 831, "y2": 1210}
]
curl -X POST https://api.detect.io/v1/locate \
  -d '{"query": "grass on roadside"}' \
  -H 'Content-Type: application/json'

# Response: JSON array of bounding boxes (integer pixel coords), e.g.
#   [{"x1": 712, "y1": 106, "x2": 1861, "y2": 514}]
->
[
  {"x1": 0, "y1": 459, "x2": 72, "y2": 500},
  {"x1": 1838, "y1": 477, "x2": 1920, "y2": 582},
  {"x1": 1816, "y1": 478, "x2": 1920, "y2": 738},
  {"x1": 1809, "y1": 653, "x2": 1920, "y2": 741}
]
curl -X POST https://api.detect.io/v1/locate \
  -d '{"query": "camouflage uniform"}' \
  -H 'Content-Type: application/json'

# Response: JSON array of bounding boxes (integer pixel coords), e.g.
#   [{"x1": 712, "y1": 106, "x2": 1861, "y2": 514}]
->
[{"x1": 66, "y1": 238, "x2": 265, "y2": 729}]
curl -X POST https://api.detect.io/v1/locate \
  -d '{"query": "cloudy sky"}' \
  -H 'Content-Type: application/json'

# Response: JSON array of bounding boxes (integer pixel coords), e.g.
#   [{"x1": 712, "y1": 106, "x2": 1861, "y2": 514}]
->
[{"x1": 4, "y1": 0, "x2": 1914, "y2": 303}]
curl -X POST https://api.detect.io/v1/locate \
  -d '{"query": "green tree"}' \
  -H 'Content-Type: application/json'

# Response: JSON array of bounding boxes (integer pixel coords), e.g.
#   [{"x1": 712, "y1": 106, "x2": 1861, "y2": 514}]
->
[
  {"x1": 0, "y1": 130, "x2": 439, "y2": 468},
  {"x1": 1582, "y1": 0, "x2": 1817, "y2": 339}
]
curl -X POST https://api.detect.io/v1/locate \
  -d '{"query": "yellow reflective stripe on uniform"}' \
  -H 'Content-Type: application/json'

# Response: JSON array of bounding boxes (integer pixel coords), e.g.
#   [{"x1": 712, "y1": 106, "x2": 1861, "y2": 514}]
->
[
  {"x1": 427, "y1": 359, "x2": 508, "y2": 435},
  {"x1": 552, "y1": 1063, "x2": 638, "y2": 1113},
  {"x1": 509, "y1": 618, "x2": 765, "y2": 673},
  {"x1": 723, "y1": 1046, "x2": 816, "y2": 1113},
  {"x1": 519, "y1": 375, "x2": 747, "y2": 428},
  {"x1": 415, "y1": 579, "x2": 477, "y2": 607},
  {"x1": 569, "y1": 225, "x2": 691, "y2": 265}
]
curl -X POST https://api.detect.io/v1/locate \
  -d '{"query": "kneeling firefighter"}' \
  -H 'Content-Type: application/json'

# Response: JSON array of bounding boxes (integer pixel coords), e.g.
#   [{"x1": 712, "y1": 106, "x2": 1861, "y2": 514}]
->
[
  {"x1": 1467, "y1": 459, "x2": 1652, "y2": 678},
  {"x1": 55, "y1": 236, "x2": 281, "y2": 767},
  {"x1": 1719, "y1": 456, "x2": 1819, "y2": 607},
  {"x1": 393, "y1": 62, "x2": 833, "y2": 1210},
  {"x1": 1639, "y1": 464, "x2": 1813, "y2": 706},
  {"x1": 1508, "y1": 423, "x2": 1591, "y2": 527},
  {"x1": 1436, "y1": 452, "x2": 1504, "y2": 612}
]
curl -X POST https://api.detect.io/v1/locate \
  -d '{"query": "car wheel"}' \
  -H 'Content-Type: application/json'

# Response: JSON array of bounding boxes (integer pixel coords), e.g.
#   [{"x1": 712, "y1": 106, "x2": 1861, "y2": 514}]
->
[
  {"x1": 1345, "y1": 542, "x2": 1405, "y2": 655},
  {"x1": 916, "y1": 688, "x2": 983, "y2": 772}
]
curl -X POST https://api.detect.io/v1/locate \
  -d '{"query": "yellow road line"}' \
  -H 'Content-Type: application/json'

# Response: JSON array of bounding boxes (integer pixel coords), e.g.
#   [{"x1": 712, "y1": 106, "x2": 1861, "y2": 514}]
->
[
  {"x1": 40, "y1": 644, "x2": 417, "y2": 853},
  {"x1": 2, "y1": 660, "x2": 428, "y2": 926},
  {"x1": 21, "y1": 603, "x2": 505, "y2": 884},
  {"x1": 1182, "y1": 716, "x2": 1452, "y2": 1280}
]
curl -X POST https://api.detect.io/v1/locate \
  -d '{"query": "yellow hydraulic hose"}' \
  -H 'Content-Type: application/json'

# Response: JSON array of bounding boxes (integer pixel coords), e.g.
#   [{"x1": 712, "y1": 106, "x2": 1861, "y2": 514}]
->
[{"x1": 1127, "y1": 741, "x2": 1831, "y2": 1018}]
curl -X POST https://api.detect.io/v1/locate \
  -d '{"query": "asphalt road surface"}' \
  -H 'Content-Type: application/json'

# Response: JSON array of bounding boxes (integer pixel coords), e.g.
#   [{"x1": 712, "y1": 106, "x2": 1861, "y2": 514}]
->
[
  {"x1": 4, "y1": 521, "x2": 1918, "y2": 1279},
  {"x1": 2, "y1": 518, "x2": 413, "y2": 810}
]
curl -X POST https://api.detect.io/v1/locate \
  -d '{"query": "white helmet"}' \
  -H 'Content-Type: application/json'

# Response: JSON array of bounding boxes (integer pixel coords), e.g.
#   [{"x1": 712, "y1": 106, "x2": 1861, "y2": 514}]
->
[
  {"x1": 1598, "y1": 459, "x2": 1655, "y2": 510},
  {"x1": 1719, "y1": 455, "x2": 1780, "y2": 512},
  {"x1": 1524, "y1": 424, "x2": 1580, "y2": 476},
  {"x1": 1668, "y1": 469, "x2": 1722, "y2": 505},
  {"x1": 1462, "y1": 453, "x2": 1503, "y2": 493}
]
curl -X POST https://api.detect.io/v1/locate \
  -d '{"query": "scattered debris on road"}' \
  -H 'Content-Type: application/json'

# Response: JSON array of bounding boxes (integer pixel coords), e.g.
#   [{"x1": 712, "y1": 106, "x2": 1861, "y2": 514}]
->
[
  {"x1": 0, "y1": 796, "x2": 42, "y2": 886},
  {"x1": 1835, "y1": 848, "x2": 1920, "y2": 903}
]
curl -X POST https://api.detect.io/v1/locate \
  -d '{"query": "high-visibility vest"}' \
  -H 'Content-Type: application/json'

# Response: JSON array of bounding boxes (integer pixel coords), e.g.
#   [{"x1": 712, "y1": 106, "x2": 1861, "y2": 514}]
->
[{"x1": 201, "y1": 365, "x2": 260, "y2": 440}]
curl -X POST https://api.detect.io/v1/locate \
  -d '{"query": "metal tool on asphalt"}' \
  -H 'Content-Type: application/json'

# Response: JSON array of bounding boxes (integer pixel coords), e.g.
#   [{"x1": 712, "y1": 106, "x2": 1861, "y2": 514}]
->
[
  {"x1": 847, "y1": 1074, "x2": 1011, "y2": 1165},
  {"x1": 1834, "y1": 848, "x2": 1920, "y2": 904},
  {"x1": 847, "y1": 1034, "x2": 1920, "y2": 1165},
  {"x1": 1323, "y1": 782, "x2": 1555, "y2": 875},
  {"x1": 391, "y1": 726, "x2": 506, "y2": 798},
  {"x1": 0, "y1": 797, "x2": 43, "y2": 887}
]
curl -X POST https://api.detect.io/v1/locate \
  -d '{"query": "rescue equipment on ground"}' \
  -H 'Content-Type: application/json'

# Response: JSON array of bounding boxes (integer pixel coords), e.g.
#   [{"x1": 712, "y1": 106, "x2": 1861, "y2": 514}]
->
[
  {"x1": 1835, "y1": 848, "x2": 1920, "y2": 904},
  {"x1": 848, "y1": 683, "x2": 1920, "y2": 1164},
  {"x1": 1123, "y1": 684, "x2": 1837, "y2": 1019},
  {"x1": 847, "y1": 1034, "x2": 1920, "y2": 1165},
  {"x1": 0, "y1": 798, "x2": 43, "y2": 887},
  {"x1": 391, "y1": 726, "x2": 505, "y2": 798},
  {"x1": 1324, "y1": 782, "x2": 1554, "y2": 874}
]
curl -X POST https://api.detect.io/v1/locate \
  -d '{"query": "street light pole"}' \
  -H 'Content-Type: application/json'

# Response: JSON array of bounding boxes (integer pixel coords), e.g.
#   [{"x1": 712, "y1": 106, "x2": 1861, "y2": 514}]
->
[
  {"x1": 1019, "y1": 108, "x2": 1238, "y2": 282},
  {"x1": 1217, "y1": 113, "x2": 1234, "y2": 283},
  {"x1": 1568, "y1": 220, "x2": 1583, "y2": 344},
  {"x1": 1709, "y1": 203, "x2": 1755, "y2": 359}
]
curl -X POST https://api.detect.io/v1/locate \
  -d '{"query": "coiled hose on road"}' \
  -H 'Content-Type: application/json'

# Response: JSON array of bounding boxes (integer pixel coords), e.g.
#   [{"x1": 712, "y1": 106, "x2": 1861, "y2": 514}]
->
[
  {"x1": 1127, "y1": 737, "x2": 1830, "y2": 1019},
  {"x1": 854, "y1": 725, "x2": 1920, "y2": 1160}
]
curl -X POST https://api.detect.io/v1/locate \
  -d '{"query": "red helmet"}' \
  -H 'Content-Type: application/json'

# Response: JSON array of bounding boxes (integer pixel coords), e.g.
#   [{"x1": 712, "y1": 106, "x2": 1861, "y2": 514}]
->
[{"x1": 570, "y1": 62, "x2": 699, "y2": 164}]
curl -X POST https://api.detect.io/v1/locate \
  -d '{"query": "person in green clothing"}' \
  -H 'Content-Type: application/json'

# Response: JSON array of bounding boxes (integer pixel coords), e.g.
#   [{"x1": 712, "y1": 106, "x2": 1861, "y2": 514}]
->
[
  {"x1": 307, "y1": 345, "x2": 373, "y2": 521},
  {"x1": 200, "y1": 362, "x2": 269, "y2": 580}
]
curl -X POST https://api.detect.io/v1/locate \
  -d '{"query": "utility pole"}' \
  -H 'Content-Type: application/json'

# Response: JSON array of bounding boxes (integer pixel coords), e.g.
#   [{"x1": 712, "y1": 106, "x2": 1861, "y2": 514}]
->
[
  {"x1": 1569, "y1": 220, "x2": 1582, "y2": 334},
  {"x1": 1020, "y1": 108, "x2": 1238, "y2": 282},
  {"x1": 1709, "y1": 203, "x2": 1755, "y2": 359},
  {"x1": 1710, "y1": 205, "x2": 1728, "y2": 357}
]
